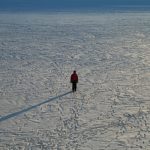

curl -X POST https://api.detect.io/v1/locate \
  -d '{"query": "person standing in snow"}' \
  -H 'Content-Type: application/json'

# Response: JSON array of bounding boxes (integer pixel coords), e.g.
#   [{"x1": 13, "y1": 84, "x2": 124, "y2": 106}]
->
[{"x1": 70, "y1": 70, "x2": 78, "y2": 92}]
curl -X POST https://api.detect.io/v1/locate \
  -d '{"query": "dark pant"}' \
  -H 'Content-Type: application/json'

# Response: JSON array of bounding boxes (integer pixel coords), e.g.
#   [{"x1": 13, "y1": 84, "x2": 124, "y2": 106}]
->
[{"x1": 72, "y1": 82, "x2": 77, "y2": 92}]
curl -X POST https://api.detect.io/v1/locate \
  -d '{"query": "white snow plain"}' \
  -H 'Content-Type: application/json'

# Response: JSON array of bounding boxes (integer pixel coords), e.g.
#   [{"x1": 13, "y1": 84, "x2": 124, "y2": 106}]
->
[{"x1": 0, "y1": 11, "x2": 150, "y2": 150}]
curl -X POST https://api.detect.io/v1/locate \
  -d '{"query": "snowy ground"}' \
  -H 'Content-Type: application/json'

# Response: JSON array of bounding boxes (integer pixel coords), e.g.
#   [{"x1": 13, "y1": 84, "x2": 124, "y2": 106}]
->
[{"x1": 0, "y1": 11, "x2": 150, "y2": 150}]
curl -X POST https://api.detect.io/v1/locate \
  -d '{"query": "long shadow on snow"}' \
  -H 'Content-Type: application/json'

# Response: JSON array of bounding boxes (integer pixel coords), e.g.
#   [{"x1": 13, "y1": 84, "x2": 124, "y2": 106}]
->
[{"x1": 0, "y1": 91, "x2": 72, "y2": 123}]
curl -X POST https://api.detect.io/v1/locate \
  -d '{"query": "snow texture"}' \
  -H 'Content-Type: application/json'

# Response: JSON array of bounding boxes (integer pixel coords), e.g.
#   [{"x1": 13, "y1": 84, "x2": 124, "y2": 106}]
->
[{"x1": 0, "y1": 12, "x2": 150, "y2": 150}]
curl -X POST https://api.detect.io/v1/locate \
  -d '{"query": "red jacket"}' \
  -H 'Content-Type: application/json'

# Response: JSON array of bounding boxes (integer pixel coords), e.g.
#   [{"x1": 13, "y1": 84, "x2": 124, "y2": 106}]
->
[{"x1": 71, "y1": 72, "x2": 78, "y2": 83}]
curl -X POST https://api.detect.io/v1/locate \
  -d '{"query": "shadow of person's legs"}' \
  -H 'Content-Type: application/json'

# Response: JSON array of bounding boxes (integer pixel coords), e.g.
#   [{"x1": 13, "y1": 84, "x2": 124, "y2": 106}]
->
[{"x1": 0, "y1": 91, "x2": 72, "y2": 123}]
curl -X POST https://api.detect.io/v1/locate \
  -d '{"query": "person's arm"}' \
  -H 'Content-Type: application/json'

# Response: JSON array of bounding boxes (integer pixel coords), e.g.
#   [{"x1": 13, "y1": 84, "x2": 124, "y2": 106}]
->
[{"x1": 76, "y1": 75, "x2": 78, "y2": 83}]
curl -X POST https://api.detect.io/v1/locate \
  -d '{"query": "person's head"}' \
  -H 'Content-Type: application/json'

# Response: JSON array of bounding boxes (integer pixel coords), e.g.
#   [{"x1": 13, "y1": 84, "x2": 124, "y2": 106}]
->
[{"x1": 73, "y1": 70, "x2": 76, "y2": 74}]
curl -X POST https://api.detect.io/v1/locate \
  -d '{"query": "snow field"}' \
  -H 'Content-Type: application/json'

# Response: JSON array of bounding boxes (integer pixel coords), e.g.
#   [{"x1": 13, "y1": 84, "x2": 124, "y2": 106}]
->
[{"x1": 0, "y1": 12, "x2": 150, "y2": 149}]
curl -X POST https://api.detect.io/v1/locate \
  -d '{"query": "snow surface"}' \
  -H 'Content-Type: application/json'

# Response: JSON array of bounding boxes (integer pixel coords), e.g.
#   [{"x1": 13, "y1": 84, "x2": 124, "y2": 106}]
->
[{"x1": 0, "y1": 12, "x2": 150, "y2": 150}]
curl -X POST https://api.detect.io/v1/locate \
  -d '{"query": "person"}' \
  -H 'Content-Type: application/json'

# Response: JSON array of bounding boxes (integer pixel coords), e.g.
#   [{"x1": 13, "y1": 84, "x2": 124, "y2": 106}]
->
[{"x1": 70, "y1": 70, "x2": 78, "y2": 92}]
